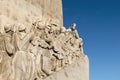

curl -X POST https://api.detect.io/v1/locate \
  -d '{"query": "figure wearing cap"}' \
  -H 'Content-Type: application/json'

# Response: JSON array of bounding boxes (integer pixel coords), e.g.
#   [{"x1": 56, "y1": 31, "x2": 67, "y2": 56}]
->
[
  {"x1": 0, "y1": 24, "x2": 15, "y2": 56},
  {"x1": 13, "y1": 24, "x2": 34, "y2": 51}
]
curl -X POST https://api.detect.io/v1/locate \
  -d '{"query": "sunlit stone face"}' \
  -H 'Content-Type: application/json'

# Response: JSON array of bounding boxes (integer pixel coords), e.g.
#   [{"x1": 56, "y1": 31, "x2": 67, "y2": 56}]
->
[{"x1": 0, "y1": 0, "x2": 89, "y2": 80}]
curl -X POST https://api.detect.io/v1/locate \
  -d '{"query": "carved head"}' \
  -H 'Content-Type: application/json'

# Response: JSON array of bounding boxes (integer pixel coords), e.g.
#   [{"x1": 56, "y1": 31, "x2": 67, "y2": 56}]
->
[
  {"x1": 60, "y1": 27, "x2": 66, "y2": 33},
  {"x1": 18, "y1": 24, "x2": 26, "y2": 32},
  {"x1": 4, "y1": 24, "x2": 14, "y2": 36},
  {"x1": 31, "y1": 37, "x2": 40, "y2": 46},
  {"x1": 4, "y1": 24, "x2": 11, "y2": 33},
  {"x1": 70, "y1": 23, "x2": 76, "y2": 31}
]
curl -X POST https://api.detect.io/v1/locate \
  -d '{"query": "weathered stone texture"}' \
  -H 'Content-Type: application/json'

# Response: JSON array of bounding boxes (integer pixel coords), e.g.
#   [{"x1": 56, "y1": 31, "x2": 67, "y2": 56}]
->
[
  {"x1": 44, "y1": 56, "x2": 89, "y2": 80},
  {"x1": 0, "y1": 0, "x2": 89, "y2": 80},
  {"x1": 0, "y1": 0, "x2": 62, "y2": 32}
]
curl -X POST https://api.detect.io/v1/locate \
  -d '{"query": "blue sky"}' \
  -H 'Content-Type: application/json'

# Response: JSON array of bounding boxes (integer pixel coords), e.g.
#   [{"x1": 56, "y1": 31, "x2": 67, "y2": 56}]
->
[{"x1": 62, "y1": 0, "x2": 120, "y2": 80}]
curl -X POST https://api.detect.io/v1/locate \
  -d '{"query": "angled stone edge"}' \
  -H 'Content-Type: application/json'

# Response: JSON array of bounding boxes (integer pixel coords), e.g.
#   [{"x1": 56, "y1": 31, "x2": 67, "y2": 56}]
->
[{"x1": 0, "y1": 0, "x2": 89, "y2": 80}]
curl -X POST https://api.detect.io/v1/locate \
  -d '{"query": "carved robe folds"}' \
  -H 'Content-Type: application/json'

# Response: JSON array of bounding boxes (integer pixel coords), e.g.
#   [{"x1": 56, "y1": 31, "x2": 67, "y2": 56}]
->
[{"x1": 0, "y1": 21, "x2": 84, "y2": 80}]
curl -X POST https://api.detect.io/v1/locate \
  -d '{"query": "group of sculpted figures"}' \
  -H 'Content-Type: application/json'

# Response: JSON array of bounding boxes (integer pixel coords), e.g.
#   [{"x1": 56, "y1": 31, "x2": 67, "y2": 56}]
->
[{"x1": 0, "y1": 19, "x2": 84, "y2": 80}]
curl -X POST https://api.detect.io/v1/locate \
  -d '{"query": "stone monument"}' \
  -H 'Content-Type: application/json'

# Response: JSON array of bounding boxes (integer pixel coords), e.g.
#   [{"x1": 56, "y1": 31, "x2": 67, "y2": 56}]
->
[{"x1": 0, "y1": 0, "x2": 89, "y2": 80}]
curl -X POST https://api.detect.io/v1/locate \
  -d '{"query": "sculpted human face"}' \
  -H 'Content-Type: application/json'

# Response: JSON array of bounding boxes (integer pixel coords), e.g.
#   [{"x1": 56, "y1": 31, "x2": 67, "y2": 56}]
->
[
  {"x1": 36, "y1": 21, "x2": 45, "y2": 30},
  {"x1": 18, "y1": 25, "x2": 27, "y2": 39},
  {"x1": 4, "y1": 26, "x2": 14, "y2": 36}
]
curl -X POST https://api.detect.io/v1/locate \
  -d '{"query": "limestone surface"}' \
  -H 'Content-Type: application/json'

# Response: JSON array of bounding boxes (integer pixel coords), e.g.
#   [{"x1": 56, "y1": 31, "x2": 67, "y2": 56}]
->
[{"x1": 0, "y1": 0, "x2": 89, "y2": 80}]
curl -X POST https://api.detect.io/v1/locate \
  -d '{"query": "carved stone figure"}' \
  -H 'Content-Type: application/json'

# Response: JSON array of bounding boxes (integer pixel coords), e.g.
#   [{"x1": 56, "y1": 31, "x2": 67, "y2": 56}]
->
[
  {"x1": 0, "y1": 24, "x2": 15, "y2": 56},
  {"x1": 70, "y1": 23, "x2": 76, "y2": 31},
  {"x1": 13, "y1": 24, "x2": 33, "y2": 51}
]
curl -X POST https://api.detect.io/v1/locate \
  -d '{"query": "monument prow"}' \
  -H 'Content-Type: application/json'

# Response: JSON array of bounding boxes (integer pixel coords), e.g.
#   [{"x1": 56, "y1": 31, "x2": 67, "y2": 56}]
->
[{"x1": 0, "y1": 0, "x2": 89, "y2": 80}]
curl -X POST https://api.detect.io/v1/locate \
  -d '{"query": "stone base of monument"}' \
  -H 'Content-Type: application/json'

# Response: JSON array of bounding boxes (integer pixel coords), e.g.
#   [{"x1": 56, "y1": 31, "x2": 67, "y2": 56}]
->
[{"x1": 43, "y1": 56, "x2": 89, "y2": 80}]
